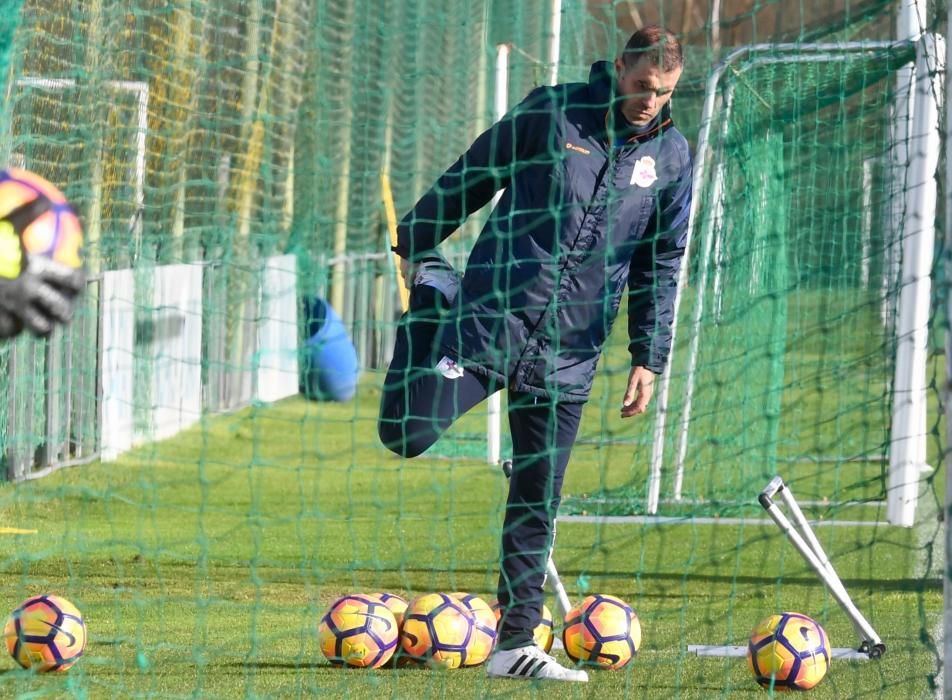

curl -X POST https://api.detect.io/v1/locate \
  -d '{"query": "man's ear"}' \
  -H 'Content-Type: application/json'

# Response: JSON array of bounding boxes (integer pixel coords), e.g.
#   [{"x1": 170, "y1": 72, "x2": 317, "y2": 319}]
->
[{"x1": 614, "y1": 56, "x2": 625, "y2": 77}]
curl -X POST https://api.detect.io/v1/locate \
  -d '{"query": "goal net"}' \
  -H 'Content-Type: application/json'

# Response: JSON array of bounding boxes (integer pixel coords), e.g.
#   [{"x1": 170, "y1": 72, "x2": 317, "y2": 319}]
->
[{"x1": 0, "y1": 1, "x2": 943, "y2": 697}]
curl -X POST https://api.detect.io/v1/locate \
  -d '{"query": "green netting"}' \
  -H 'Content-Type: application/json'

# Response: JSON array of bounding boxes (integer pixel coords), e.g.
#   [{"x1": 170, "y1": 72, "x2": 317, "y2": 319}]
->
[
  {"x1": 569, "y1": 44, "x2": 925, "y2": 518},
  {"x1": 0, "y1": 1, "x2": 944, "y2": 698}
]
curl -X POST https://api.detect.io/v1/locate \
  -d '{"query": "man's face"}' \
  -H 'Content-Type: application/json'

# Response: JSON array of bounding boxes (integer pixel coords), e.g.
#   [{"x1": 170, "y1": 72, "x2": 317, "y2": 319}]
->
[{"x1": 614, "y1": 54, "x2": 683, "y2": 126}]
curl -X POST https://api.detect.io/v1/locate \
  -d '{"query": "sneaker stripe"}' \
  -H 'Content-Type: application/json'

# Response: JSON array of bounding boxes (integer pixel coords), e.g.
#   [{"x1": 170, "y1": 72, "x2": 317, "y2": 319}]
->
[
  {"x1": 507, "y1": 655, "x2": 528, "y2": 676},
  {"x1": 488, "y1": 649, "x2": 586, "y2": 682}
]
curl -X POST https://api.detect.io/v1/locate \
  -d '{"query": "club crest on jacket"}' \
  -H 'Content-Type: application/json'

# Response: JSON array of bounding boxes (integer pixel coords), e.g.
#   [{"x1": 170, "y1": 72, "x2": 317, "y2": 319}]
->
[{"x1": 630, "y1": 156, "x2": 657, "y2": 188}]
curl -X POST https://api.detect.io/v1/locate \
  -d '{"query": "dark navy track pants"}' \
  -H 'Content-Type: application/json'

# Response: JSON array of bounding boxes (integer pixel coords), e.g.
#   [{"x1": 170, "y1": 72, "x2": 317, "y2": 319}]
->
[{"x1": 377, "y1": 287, "x2": 584, "y2": 649}]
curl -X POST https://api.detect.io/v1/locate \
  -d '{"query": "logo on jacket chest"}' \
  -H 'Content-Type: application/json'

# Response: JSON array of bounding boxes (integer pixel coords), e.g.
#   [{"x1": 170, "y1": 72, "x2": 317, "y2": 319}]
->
[{"x1": 630, "y1": 156, "x2": 657, "y2": 188}]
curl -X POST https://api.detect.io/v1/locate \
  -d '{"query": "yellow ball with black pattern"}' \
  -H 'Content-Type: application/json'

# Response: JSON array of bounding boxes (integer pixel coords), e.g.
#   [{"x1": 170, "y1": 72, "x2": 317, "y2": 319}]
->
[
  {"x1": 318, "y1": 594, "x2": 398, "y2": 668},
  {"x1": 450, "y1": 592, "x2": 497, "y2": 665},
  {"x1": 0, "y1": 168, "x2": 83, "y2": 280},
  {"x1": 5, "y1": 594, "x2": 87, "y2": 671},
  {"x1": 400, "y1": 593, "x2": 476, "y2": 669},
  {"x1": 747, "y1": 612, "x2": 830, "y2": 690},
  {"x1": 562, "y1": 594, "x2": 641, "y2": 669},
  {"x1": 488, "y1": 598, "x2": 554, "y2": 653}
]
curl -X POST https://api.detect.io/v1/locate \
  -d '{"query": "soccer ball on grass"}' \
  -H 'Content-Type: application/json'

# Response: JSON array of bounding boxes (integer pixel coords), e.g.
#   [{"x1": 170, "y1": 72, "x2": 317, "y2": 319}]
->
[
  {"x1": 562, "y1": 594, "x2": 641, "y2": 669},
  {"x1": 450, "y1": 592, "x2": 496, "y2": 665},
  {"x1": 4, "y1": 594, "x2": 87, "y2": 672},
  {"x1": 489, "y1": 598, "x2": 555, "y2": 653},
  {"x1": 318, "y1": 593, "x2": 398, "y2": 668},
  {"x1": 747, "y1": 612, "x2": 830, "y2": 691},
  {"x1": 371, "y1": 592, "x2": 408, "y2": 629},
  {"x1": 400, "y1": 592, "x2": 476, "y2": 669}
]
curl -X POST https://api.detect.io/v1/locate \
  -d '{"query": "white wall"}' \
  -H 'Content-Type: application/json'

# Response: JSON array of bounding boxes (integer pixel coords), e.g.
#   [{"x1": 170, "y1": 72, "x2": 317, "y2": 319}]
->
[
  {"x1": 254, "y1": 254, "x2": 299, "y2": 403},
  {"x1": 147, "y1": 264, "x2": 204, "y2": 442},
  {"x1": 100, "y1": 255, "x2": 298, "y2": 462},
  {"x1": 100, "y1": 269, "x2": 135, "y2": 461}
]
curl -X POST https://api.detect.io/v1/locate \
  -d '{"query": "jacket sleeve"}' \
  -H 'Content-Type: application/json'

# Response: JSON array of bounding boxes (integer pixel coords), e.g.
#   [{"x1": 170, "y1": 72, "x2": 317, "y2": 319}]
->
[
  {"x1": 627, "y1": 156, "x2": 693, "y2": 373},
  {"x1": 393, "y1": 87, "x2": 549, "y2": 261}
]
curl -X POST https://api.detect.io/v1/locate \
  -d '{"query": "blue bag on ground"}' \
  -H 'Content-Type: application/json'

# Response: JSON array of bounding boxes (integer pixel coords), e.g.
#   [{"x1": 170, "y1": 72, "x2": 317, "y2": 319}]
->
[{"x1": 300, "y1": 297, "x2": 359, "y2": 401}]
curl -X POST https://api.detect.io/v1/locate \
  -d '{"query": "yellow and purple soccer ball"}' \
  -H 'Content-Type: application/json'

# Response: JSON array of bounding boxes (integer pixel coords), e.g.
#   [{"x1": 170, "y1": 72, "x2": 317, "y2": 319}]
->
[
  {"x1": 400, "y1": 592, "x2": 476, "y2": 669},
  {"x1": 489, "y1": 598, "x2": 554, "y2": 653},
  {"x1": 451, "y1": 592, "x2": 496, "y2": 666},
  {"x1": 4, "y1": 594, "x2": 87, "y2": 672},
  {"x1": 318, "y1": 594, "x2": 398, "y2": 668},
  {"x1": 562, "y1": 594, "x2": 641, "y2": 670},
  {"x1": 0, "y1": 168, "x2": 83, "y2": 279},
  {"x1": 371, "y1": 592, "x2": 408, "y2": 630},
  {"x1": 747, "y1": 612, "x2": 831, "y2": 691}
]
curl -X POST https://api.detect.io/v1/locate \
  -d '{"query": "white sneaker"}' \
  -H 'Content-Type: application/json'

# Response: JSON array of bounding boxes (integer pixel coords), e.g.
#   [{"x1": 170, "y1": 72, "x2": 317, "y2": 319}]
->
[
  {"x1": 413, "y1": 254, "x2": 460, "y2": 304},
  {"x1": 486, "y1": 644, "x2": 589, "y2": 682}
]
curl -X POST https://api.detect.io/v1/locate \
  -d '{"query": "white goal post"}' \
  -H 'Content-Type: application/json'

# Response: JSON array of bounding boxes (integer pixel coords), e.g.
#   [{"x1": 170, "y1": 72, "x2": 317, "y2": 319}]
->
[{"x1": 486, "y1": 43, "x2": 511, "y2": 466}]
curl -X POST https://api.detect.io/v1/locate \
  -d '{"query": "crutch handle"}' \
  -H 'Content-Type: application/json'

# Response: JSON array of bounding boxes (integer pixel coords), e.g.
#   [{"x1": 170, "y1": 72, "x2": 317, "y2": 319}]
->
[{"x1": 758, "y1": 476, "x2": 785, "y2": 508}]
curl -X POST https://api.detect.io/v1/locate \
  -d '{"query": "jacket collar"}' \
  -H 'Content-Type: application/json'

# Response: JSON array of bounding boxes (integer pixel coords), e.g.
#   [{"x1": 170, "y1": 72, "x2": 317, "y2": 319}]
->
[{"x1": 588, "y1": 60, "x2": 675, "y2": 146}]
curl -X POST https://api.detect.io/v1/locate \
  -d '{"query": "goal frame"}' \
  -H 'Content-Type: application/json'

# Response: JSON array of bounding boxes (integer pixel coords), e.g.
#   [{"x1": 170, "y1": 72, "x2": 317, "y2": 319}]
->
[{"x1": 649, "y1": 37, "x2": 935, "y2": 527}]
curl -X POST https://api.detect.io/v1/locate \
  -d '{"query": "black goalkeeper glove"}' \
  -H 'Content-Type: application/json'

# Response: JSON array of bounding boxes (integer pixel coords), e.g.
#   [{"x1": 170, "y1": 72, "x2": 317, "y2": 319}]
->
[{"x1": 0, "y1": 255, "x2": 85, "y2": 339}]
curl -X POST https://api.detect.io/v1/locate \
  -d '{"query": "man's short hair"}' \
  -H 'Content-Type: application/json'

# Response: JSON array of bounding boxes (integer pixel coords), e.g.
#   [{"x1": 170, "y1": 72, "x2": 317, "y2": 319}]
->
[{"x1": 622, "y1": 25, "x2": 683, "y2": 72}]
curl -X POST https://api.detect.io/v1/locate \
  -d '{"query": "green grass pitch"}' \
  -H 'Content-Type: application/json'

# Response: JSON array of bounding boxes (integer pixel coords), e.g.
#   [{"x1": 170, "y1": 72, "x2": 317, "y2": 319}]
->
[{"x1": 0, "y1": 342, "x2": 942, "y2": 698}]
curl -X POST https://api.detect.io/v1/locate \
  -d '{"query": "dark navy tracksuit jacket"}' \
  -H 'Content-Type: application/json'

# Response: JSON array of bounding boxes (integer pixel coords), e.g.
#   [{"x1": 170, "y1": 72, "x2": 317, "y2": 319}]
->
[{"x1": 394, "y1": 61, "x2": 694, "y2": 402}]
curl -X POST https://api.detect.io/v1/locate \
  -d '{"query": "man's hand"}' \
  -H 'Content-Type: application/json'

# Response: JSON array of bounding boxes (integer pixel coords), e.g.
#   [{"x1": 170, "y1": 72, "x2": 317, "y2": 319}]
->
[
  {"x1": 621, "y1": 365, "x2": 655, "y2": 418},
  {"x1": 398, "y1": 257, "x2": 417, "y2": 291},
  {"x1": 0, "y1": 256, "x2": 85, "y2": 338}
]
